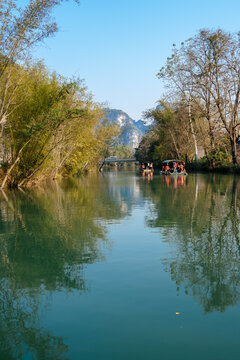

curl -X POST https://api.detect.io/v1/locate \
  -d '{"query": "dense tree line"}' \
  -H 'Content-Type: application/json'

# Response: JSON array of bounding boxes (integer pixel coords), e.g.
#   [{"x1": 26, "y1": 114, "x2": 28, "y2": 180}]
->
[
  {"x1": 136, "y1": 29, "x2": 240, "y2": 168},
  {"x1": 0, "y1": 0, "x2": 119, "y2": 188}
]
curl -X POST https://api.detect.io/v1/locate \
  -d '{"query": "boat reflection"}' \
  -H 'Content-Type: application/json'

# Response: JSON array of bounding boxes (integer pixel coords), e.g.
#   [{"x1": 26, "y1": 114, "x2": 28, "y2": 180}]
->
[
  {"x1": 141, "y1": 170, "x2": 153, "y2": 182},
  {"x1": 161, "y1": 173, "x2": 186, "y2": 188},
  {"x1": 1, "y1": 172, "x2": 240, "y2": 359}
]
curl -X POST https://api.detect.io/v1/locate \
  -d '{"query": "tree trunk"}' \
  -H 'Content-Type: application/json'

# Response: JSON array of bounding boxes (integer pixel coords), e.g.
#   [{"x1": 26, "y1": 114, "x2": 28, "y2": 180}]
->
[
  {"x1": 230, "y1": 136, "x2": 238, "y2": 165},
  {"x1": 231, "y1": 131, "x2": 240, "y2": 166},
  {"x1": 188, "y1": 97, "x2": 198, "y2": 162},
  {"x1": 0, "y1": 141, "x2": 30, "y2": 189},
  {"x1": 99, "y1": 160, "x2": 105, "y2": 172},
  {"x1": 208, "y1": 120, "x2": 215, "y2": 151},
  {"x1": 169, "y1": 131, "x2": 180, "y2": 159}
]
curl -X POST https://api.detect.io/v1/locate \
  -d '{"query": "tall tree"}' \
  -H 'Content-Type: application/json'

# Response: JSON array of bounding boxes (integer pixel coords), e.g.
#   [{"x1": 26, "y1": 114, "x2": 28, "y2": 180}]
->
[
  {"x1": 158, "y1": 29, "x2": 240, "y2": 165},
  {"x1": 0, "y1": 0, "x2": 78, "y2": 140},
  {"x1": 0, "y1": 62, "x2": 119, "y2": 188}
]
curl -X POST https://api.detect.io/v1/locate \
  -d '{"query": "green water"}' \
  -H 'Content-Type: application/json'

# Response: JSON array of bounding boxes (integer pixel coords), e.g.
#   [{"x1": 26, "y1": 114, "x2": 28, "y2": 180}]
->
[{"x1": 1, "y1": 171, "x2": 240, "y2": 359}]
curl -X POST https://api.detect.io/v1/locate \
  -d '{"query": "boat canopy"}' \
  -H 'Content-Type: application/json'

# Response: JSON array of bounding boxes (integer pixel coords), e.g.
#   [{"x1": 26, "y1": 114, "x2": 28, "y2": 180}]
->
[{"x1": 162, "y1": 159, "x2": 182, "y2": 164}]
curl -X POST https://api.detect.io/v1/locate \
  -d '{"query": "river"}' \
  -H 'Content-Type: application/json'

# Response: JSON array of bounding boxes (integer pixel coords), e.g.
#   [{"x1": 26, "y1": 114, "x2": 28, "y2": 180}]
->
[{"x1": 1, "y1": 171, "x2": 240, "y2": 359}]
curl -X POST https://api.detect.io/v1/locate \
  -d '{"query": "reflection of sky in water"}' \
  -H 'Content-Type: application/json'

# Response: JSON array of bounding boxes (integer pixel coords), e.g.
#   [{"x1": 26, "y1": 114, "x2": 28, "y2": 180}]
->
[
  {"x1": 1, "y1": 172, "x2": 240, "y2": 359},
  {"x1": 106, "y1": 172, "x2": 142, "y2": 211}
]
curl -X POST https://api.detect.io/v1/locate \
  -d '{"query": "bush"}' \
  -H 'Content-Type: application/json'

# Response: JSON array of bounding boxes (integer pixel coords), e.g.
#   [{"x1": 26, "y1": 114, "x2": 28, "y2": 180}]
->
[{"x1": 207, "y1": 148, "x2": 230, "y2": 167}]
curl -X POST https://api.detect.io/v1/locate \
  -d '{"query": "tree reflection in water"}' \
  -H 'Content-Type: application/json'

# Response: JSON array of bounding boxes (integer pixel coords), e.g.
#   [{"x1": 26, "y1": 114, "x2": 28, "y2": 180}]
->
[
  {"x1": 2, "y1": 171, "x2": 240, "y2": 358},
  {"x1": 144, "y1": 174, "x2": 240, "y2": 313},
  {"x1": 0, "y1": 174, "x2": 130, "y2": 359}
]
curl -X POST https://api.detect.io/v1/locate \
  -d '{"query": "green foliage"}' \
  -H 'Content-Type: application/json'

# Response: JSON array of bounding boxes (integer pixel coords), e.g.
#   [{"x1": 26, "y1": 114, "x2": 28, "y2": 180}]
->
[
  {"x1": 207, "y1": 148, "x2": 230, "y2": 167},
  {"x1": 0, "y1": 0, "x2": 112, "y2": 188},
  {"x1": 156, "y1": 28, "x2": 240, "y2": 166},
  {"x1": 0, "y1": 61, "x2": 120, "y2": 187},
  {"x1": 135, "y1": 130, "x2": 159, "y2": 164},
  {"x1": 110, "y1": 144, "x2": 134, "y2": 159},
  {"x1": 136, "y1": 100, "x2": 200, "y2": 164}
]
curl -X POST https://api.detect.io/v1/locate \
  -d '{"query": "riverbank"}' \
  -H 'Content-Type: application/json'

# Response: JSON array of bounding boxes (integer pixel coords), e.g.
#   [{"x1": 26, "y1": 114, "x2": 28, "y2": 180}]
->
[{"x1": 186, "y1": 160, "x2": 240, "y2": 174}]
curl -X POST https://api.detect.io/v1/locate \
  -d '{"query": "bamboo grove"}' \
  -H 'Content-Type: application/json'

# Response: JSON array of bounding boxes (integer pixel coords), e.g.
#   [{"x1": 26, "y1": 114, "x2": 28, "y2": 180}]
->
[
  {"x1": 136, "y1": 29, "x2": 240, "y2": 169},
  {"x1": 0, "y1": 0, "x2": 119, "y2": 188}
]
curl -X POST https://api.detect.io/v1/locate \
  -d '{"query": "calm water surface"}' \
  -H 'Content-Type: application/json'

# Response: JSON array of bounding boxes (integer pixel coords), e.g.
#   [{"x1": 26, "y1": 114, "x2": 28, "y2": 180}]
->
[{"x1": 1, "y1": 171, "x2": 240, "y2": 359}]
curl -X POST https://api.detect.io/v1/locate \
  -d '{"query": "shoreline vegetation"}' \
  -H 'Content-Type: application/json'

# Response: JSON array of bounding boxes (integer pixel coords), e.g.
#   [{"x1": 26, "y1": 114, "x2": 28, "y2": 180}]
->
[
  {"x1": 135, "y1": 29, "x2": 240, "y2": 174},
  {"x1": 186, "y1": 161, "x2": 240, "y2": 174},
  {"x1": 1, "y1": 2, "x2": 240, "y2": 188},
  {"x1": 0, "y1": 0, "x2": 121, "y2": 189}
]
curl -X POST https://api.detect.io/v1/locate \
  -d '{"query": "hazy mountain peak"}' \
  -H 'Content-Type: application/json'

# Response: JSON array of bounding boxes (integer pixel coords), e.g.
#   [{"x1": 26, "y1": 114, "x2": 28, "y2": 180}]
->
[{"x1": 104, "y1": 109, "x2": 148, "y2": 149}]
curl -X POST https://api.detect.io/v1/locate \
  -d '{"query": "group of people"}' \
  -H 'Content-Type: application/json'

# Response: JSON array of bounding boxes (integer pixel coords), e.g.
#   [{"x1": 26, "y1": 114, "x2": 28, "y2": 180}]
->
[
  {"x1": 161, "y1": 161, "x2": 186, "y2": 175},
  {"x1": 141, "y1": 162, "x2": 154, "y2": 171},
  {"x1": 141, "y1": 160, "x2": 186, "y2": 175}
]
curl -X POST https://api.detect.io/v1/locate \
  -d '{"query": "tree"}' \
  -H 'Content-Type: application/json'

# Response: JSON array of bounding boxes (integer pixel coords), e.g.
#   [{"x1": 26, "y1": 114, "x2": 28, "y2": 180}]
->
[
  {"x1": 109, "y1": 144, "x2": 134, "y2": 159},
  {"x1": 94, "y1": 120, "x2": 121, "y2": 171},
  {"x1": 137, "y1": 99, "x2": 206, "y2": 164},
  {"x1": 0, "y1": 0, "x2": 78, "y2": 131},
  {"x1": 157, "y1": 44, "x2": 200, "y2": 161},
  {"x1": 135, "y1": 129, "x2": 159, "y2": 164},
  {"x1": 0, "y1": 1, "x2": 121, "y2": 187},
  {"x1": 158, "y1": 29, "x2": 240, "y2": 165},
  {"x1": 0, "y1": 62, "x2": 119, "y2": 187}
]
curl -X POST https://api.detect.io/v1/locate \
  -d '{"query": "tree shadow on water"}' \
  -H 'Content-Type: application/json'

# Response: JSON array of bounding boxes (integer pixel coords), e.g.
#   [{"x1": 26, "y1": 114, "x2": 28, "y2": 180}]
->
[
  {"x1": 144, "y1": 174, "x2": 240, "y2": 313},
  {"x1": 0, "y1": 175, "x2": 128, "y2": 359}
]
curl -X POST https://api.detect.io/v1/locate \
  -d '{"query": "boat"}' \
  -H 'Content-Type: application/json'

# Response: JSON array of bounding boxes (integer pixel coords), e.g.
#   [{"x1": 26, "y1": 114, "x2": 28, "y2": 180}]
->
[
  {"x1": 140, "y1": 162, "x2": 154, "y2": 174},
  {"x1": 160, "y1": 171, "x2": 187, "y2": 176},
  {"x1": 160, "y1": 159, "x2": 187, "y2": 176},
  {"x1": 143, "y1": 168, "x2": 153, "y2": 173}
]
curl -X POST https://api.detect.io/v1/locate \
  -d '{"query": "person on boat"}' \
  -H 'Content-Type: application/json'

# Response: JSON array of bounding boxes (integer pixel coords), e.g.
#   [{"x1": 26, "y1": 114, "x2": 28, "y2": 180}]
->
[
  {"x1": 173, "y1": 162, "x2": 176, "y2": 173},
  {"x1": 170, "y1": 162, "x2": 175, "y2": 173},
  {"x1": 165, "y1": 163, "x2": 170, "y2": 174},
  {"x1": 162, "y1": 164, "x2": 165, "y2": 174},
  {"x1": 178, "y1": 162, "x2": 185, "y2": 173},
  {"x1": 141, "y1": 163, "x2": 145, "y2": 170},
  {"x1": 176, "y1": 163, "x2": 181, "y2": 173}
]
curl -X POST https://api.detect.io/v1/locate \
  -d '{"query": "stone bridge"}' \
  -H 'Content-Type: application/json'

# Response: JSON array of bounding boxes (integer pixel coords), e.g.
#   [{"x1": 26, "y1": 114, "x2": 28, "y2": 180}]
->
[{"x1": 104, "y1": 158, "x2": 138, "y2": 164}]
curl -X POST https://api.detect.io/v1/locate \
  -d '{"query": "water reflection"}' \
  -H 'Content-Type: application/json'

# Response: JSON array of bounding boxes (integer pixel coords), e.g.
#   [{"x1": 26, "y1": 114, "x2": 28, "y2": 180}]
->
[
  {"x1": 145, "y1": 174, "x2": 240, "y2": 313},
  {"x1": 103, "y1": 171, "x2": 141, "y2": 214},
  {"x1": 0, "y1": 174, "x2": 135, "y2": 359},
  {"x1": 2, "y1": 172, "x2": 240, "y2": 358}
]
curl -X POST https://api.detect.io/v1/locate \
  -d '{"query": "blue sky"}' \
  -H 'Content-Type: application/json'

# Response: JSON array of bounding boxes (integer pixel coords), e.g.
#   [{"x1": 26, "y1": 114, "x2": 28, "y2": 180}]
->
[{"x1": 29, "y1": 0, "x2": 240, "y2": 119}]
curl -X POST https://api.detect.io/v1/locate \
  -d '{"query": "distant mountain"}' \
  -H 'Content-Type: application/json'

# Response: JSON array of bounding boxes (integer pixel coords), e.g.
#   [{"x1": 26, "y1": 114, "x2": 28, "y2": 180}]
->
[
  {"x1": 135, "y1": 119, "x2": 148, "y2": 134},
  {"x1": 104, "y1": 109, "x2": 148, "y2": 149}
]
